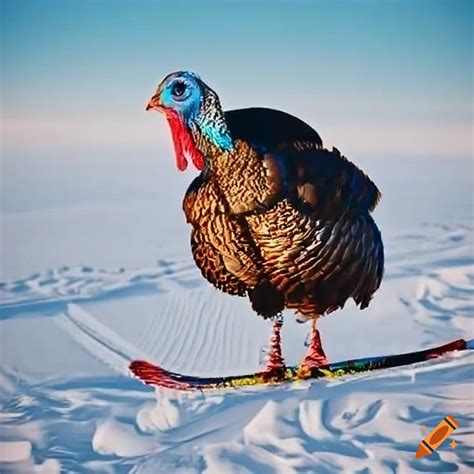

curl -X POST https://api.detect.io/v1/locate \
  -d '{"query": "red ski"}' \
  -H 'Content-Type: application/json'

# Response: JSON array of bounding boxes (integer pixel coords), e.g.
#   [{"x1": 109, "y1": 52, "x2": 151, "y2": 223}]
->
[{"x1": 129, "y1": 338, "x2": 472, "y2": 391}]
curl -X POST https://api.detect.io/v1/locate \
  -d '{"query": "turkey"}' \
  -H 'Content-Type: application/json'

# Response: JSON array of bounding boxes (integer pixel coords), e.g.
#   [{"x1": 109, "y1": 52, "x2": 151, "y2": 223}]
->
[{"x1": 146, "y1": 71, "x2": 384, "y2": 376}]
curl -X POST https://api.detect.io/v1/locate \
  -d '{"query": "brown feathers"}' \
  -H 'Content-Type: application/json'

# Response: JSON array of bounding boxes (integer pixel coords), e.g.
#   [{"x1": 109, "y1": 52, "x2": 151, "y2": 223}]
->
[{"x1": 181, "y1": 109, "x2": 384, "y2": 321}]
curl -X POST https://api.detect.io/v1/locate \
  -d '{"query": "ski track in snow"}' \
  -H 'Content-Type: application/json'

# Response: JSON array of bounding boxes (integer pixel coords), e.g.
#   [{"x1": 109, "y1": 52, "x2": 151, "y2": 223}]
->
[{"x1": 1, "y1": 221, "x2": 474, "y2": 473}]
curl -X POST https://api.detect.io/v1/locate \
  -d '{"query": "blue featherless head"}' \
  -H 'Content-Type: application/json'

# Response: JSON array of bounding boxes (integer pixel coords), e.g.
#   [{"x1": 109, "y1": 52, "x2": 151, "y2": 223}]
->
[{"x1": 147, "y1": 71, "x2": 233, "y2": 151}]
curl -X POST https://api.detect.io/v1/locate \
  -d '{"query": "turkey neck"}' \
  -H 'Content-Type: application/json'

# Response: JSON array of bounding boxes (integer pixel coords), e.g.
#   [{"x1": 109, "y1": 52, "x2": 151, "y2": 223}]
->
[{"x1": 194, "y1": 134, "x2": 282, "y2": 215}]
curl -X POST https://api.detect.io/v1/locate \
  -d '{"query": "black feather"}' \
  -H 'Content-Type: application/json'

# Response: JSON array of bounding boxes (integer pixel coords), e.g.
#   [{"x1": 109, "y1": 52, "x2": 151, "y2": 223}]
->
[{"x1": 225, "y1": 108, "x2": 322, "y2": 149}]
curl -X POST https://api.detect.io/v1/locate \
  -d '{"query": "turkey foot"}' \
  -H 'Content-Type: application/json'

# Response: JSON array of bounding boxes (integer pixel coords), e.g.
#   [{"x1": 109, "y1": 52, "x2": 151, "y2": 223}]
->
[
  {"x1": 299, "y1": 319, "x2": 328, "y2": 370},
  {"x1": 257, "y1": 318, "x2": 286, "y2": 377}
]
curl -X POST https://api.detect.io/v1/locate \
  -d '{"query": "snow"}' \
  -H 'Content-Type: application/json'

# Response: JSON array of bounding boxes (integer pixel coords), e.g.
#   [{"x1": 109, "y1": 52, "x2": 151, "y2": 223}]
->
[
  {"x1": 1, "y1": 151, "x2": 473, "y2": 473},
  {"x1": 0, "y1": 441, "x2": 31, "y2": 463}
]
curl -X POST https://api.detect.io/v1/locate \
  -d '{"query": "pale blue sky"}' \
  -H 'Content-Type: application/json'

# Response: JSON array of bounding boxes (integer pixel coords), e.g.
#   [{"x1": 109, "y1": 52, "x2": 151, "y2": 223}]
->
[{"x1": 1, "y1": 0, "x2": 472, "y2": 158}]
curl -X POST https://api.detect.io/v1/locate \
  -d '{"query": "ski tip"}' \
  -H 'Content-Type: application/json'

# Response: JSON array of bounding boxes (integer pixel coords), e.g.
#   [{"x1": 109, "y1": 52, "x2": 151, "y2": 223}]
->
[
  {"x1": 129, "y1": 360, "x2": 151, "y2": 375},
  {"x1": 129, "y1": 360, "x2": 195, "y2": 390},
  {"x1": 466, "y1": 339, "x2": 474, "y2": 350},
  {"x1": 129, "y1": 360, "x2": 166, "y2": 386}
]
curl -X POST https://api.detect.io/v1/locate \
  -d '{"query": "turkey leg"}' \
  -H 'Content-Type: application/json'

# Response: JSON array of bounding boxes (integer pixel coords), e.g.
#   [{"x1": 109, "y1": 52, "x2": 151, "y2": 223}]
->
[
  {"x1": 300, "y1": 318, "x2": 328, "y2": 369},
  {"x1": 259, "y1": 318, "x2": 286, "y2": 375}
]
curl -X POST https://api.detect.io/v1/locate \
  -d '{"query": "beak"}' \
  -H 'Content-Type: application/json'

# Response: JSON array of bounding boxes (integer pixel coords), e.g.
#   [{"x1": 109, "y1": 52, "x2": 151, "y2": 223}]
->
[{"x1": 146, "y1": 93, "x2": 161, "y2": 111}]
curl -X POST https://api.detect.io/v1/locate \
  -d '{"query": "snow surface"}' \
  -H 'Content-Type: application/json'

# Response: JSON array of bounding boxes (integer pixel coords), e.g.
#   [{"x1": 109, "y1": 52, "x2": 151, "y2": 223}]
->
[{"x1": 1, "y1": 151, "x2": 473, "y2": 473}]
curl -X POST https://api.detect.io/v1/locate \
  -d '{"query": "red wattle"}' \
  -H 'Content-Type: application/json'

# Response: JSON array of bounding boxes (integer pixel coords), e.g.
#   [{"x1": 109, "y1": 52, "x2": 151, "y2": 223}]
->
[
  {"x1": 165, "y1": 111, "x2": 204, "y2": 172},
  {"x1": 191, "y1": 149, "x2": 205, "y2": 171}
]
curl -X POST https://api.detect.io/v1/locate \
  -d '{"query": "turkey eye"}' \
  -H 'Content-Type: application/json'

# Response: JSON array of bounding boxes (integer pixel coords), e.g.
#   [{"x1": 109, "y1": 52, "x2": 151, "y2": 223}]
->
[{"x1": 172, "y1": 82, "x2": 187, "y2": 98}]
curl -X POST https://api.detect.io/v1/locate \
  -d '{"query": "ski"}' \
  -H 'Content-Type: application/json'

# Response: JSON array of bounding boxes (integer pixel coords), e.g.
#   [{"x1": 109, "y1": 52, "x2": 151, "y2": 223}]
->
[{"x1": 129, "y1": 338, "x2": 473, "y2": 391}]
